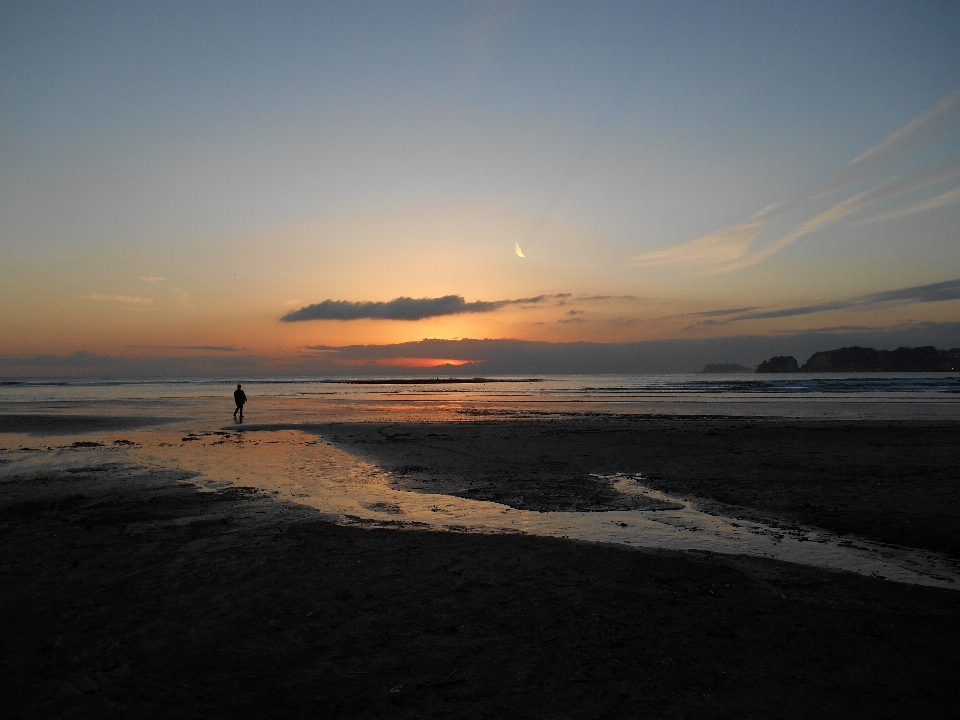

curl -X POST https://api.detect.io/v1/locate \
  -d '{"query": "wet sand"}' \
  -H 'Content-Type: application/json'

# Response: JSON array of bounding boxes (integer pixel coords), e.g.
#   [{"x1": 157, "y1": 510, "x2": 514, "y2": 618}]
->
[
  {"x1": 316, "y1": 417, "x2": 960, "y2": 557},
  {"x1": 0, "y1": 414, "x2": 180, "y2": 435},
  {"x1": 2, "y1": 415, "x2": 960, "y2": 718}
]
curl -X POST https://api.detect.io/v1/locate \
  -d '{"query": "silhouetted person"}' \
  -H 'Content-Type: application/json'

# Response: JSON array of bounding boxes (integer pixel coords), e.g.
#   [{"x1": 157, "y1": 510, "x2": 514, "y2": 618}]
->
[{"x1": 233, "y1": 384, "x2": 247, "y2": 423}]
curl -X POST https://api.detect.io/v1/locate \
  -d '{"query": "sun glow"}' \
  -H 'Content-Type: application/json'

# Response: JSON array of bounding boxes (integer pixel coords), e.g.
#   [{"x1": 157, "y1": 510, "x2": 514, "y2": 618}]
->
[{"x1": 333, "y1": 357, "x2": 483, "y2": 368}]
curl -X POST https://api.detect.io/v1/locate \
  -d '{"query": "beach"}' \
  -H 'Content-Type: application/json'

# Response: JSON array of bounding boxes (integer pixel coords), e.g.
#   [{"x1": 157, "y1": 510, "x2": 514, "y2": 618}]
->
[
  {"x1": 2, "y1": 402, "x2": 960, "y2": 718},
  {"x1": 9, "y1": 3, "x2": 960, "y2": 716}
]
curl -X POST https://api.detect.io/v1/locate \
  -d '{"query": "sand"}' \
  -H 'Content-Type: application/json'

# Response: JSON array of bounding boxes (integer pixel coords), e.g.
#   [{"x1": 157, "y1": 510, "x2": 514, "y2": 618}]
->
[
  {"x1": 311, "y1": 417, "x2": 960, "y2": 557},
  {"x1": 2, "y1": 415, "x2": 960, "y2": 718},
  {"x1": 0, "y1": 414, "x2": 180, "y2": 435}
]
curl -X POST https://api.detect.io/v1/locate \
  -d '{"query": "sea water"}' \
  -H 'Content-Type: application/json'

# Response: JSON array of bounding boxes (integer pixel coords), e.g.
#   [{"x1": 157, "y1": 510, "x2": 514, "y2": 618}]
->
[{"x1": 2, "y1": 372, "x2": 960, "y2": 422}]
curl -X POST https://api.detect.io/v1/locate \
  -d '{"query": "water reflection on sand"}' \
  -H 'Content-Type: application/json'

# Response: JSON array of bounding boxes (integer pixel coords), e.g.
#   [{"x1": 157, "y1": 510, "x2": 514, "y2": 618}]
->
[{"x1": 2, "y1": 424, "x2": 957, "y2": 590}]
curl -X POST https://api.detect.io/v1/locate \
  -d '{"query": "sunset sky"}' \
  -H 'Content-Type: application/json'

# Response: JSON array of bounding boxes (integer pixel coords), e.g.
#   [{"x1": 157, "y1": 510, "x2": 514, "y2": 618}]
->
[{"x1": 3, "y1": 1, "x2": 960, "y2": 374}]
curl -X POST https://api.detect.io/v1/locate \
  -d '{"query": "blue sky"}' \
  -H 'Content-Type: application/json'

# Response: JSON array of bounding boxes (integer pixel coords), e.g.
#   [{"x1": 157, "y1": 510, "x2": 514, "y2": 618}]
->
[{"x1": 2, "y1": 1, "x2": 960, "y2": 367}]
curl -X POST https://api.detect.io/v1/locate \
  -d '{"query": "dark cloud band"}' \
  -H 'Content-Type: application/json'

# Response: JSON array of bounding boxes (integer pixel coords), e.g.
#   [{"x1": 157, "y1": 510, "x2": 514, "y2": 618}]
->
[
  {"x1": 281, "y1": 295, "x2": 553, "y2": 322},
  {"x1": 125, "y1": 345, "x2": 245, "y2": 352},
  {"x1": 735, "y1": 278, "x2": 960, "y2": 321}
]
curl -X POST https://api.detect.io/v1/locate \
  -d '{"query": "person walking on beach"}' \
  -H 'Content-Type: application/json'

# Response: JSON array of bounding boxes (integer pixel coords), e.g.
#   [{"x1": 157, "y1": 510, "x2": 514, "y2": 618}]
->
[{"x1": 233, "y1": 384, "x2": 247, "y2": 422}]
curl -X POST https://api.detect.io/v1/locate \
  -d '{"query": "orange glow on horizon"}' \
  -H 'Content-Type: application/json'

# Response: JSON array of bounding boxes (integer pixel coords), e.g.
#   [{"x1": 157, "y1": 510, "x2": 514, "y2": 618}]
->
[{"x1": 333, "y1": 357, "x2": 484, "y2": 368}]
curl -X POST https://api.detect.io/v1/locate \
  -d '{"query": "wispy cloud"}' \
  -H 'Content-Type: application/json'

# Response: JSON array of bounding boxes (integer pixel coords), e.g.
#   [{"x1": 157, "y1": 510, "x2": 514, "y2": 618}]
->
[
  {"x1": 821, "y1": 89, "x2": 960, "y2": 196},
  {"x1": 857, "y1": 184, "x2": 960, "y2": 224},
  {"x1": 140, "y1": 276, "x2": 166, "y2": 282},
  {"x1": 633, "y1": 89, "x2": 960, "y2": 273},
  {"x1": 515, "y1": 243, "x2": 525, "y2": 258},
  {"x1": 632, "y1": 218, "x2": 765, "y2": 270},
  {"x1": 557, "y1": 309, "x2": 586, "y2": 323},
  {"x1": 82, "y1": 294, "x2": 154, "y2": 305},
  {"x1": 664, "y1": 306, "x2": 762, "y2": 320},
  {"x1": 575, "y1": 294, "x2": 638, "y2": 302},
  {"x1": 633, "y1": 217, "x2": 769, "y2": 268},
  {"x1": 717, "y1": 154, "x2": 960, "y2": 272},
  {"x1": 281, "y1": 294, "x2": 561, "y2": 322},
  {"x1": 732, "y1": 278, "x2": 960, "y2": 321},
  {"x1": 126, "y1": 345, "x2": 248, "y2": 352}
]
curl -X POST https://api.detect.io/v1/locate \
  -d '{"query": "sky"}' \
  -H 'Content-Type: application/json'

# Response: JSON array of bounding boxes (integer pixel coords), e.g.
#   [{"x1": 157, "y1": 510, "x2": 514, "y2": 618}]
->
[{"x1": 2, "y1": 1, "x2": 960, "y2": 375}]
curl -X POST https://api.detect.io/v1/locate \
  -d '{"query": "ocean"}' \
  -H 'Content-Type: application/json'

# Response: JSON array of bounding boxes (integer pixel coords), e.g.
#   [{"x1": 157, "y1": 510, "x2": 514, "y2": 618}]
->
[{"x1": 2, "y1": 372, "x2": 960, "y2": 424}]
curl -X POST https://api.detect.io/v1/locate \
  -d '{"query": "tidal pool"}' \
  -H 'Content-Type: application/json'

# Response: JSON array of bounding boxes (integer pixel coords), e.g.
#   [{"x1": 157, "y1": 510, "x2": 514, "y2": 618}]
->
[{"x1": 2, "y1": 424, "x2": 957, "y2": 590}]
